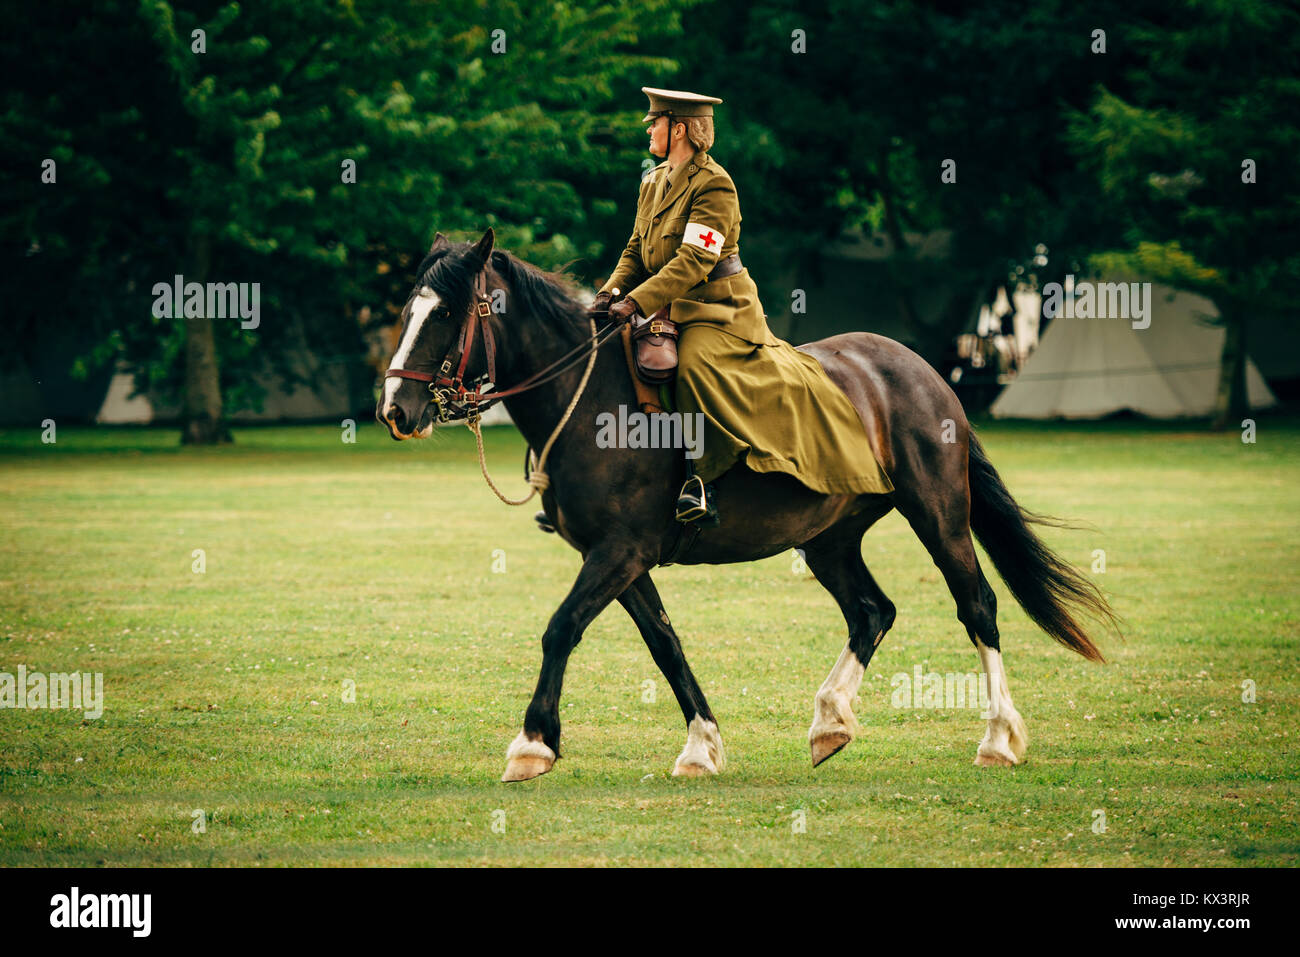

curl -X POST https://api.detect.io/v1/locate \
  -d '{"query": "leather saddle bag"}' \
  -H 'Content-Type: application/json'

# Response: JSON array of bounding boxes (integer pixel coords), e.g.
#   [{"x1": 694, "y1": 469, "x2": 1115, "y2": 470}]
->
[{"x1": 630, "y1": 306, "x2": 679, "y2": 384}]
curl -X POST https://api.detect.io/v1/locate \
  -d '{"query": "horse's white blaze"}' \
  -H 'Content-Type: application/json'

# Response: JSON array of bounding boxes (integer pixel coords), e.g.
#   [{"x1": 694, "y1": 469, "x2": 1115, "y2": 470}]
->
[
  {"x1": 381, "y1": 287, "x2": 440, "y2": 414},
  {"x1": 673, "y1": 715, "x2": 725, "y2": 775},
  {"x1": 974, "y1": 639, "x2": 1027, "y2": 765},
  {"x1": 809, "y1": 642, "x2": 865, "y2": 743}
]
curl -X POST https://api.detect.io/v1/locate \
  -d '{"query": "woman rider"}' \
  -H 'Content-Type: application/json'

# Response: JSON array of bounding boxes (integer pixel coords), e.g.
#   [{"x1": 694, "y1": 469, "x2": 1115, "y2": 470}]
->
[{"x1": 539, "y1": 86, "x2": 891, "y2": 531}]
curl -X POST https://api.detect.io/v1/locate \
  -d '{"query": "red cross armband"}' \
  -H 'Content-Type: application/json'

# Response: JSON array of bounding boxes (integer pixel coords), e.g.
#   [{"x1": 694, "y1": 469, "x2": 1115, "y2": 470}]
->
[{"x1": 682, "y1": 222, "x2": 723, "y2": 256}]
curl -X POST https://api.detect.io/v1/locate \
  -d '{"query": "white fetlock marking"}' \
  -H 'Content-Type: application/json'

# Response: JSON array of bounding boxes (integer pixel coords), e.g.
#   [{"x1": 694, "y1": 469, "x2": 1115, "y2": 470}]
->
[
  {"x1": 975, "y1": 640, "x2": 1027, "y2": 764},
  {"x1": 674, "y1": 716, "x2": 725, "y2": 774},
  {"x1": 809, "y1": 643, "x2": 866, "y2": 742},
  {"x1": 506, "y1": 731, "x2": 556, "y2": 763}
]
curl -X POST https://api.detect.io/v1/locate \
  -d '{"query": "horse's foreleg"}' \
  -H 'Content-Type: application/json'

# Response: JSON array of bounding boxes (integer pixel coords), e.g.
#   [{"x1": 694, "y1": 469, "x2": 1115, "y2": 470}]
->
[
  {"x1": 502, "y1": 545, "x2": 651, "y2": 783},
  {"x1": 618, "y1": 573, "x2": 724, "y2": 777}
]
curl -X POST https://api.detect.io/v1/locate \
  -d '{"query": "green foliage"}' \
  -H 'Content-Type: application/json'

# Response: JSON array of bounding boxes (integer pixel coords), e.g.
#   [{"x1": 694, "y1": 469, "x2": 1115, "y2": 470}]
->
[
  {"x1": 1066, "y1": 1, "x2": 1300, "y2": 311},
  {"x1": 670, "y1": 0, "x2": 1153, "y2": 356},
  {"x1": 2, "y1": 0, "x2": 1294, "y2": 413},
  {"x1": 1, "y1": 0, "x2": 691, "y2": 412}
]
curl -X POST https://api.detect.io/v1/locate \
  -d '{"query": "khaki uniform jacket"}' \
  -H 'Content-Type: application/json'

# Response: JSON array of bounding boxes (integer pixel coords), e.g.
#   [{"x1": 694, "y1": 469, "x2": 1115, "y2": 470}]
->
[
  {"x1": 599, "y1": 150, "x2": 779, "y2": 345},
  {"x1": 598, "y1": 151, "x2": 893, "y2": 497}
]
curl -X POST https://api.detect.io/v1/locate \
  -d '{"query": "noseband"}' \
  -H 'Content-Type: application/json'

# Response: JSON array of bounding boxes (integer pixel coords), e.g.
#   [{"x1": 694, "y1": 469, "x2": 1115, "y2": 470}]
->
[{"x1": 385, "y1": 267, "x2": 625, "y2": 424}]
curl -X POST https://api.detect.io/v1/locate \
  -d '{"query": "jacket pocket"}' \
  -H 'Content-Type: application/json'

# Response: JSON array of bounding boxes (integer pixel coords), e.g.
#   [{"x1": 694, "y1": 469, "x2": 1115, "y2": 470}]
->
[{"x1": 660, "y1": 216, "x2": 687, "y2": 259}]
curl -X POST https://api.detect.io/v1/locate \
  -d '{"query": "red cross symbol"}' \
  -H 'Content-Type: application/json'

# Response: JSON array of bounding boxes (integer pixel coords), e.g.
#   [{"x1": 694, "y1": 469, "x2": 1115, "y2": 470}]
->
[{"x1": 699, "y1": 230, "x2": 717, "y2": 249}]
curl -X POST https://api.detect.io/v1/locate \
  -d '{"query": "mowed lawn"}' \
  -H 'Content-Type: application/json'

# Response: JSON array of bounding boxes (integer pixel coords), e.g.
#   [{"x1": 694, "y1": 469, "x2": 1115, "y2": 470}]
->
[{"x1": 0, "y1": 415, "x2": 1296, "y2": 867}]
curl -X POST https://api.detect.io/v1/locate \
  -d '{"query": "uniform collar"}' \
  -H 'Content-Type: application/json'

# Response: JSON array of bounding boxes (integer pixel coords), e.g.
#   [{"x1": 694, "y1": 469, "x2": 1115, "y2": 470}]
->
[
  {"x1": 655, "y1": 151, "x2": 710, "y2": 215},
  {"x1": 665, "y1": 150, "x2": 710, "y2": 180}
]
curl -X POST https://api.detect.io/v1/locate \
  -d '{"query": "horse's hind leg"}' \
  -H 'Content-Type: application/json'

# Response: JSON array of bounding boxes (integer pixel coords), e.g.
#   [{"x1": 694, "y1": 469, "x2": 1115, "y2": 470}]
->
[
  {"x1": 967, "y1": 567, "x2": 1028, "y2": 766},
  {"x1": 617, "y1": 573, "x2": 724, "y2": 777},
  {"x1": 802, "y1": 520, "x2": 897, "y2": 767},
  {"x1": 894, "y1": 493, "x2": 1028, "y2": 767}
]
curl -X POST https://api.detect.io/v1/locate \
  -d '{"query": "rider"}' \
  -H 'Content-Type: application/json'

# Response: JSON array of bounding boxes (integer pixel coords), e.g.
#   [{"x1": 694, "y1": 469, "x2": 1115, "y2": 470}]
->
[
  {"x1": 536, "y1": 86, "x2": 892, "y2": 536},
  {"x1": 582, "y1": 87, "x2": 749, "y2": 527},
  {"x1": 538, "y1": 87, "x2": 740, "y2": 533}
]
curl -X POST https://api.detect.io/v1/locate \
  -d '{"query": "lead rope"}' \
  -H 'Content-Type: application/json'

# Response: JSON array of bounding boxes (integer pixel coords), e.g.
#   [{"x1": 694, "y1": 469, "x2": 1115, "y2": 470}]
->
[{"x1": 466, "y1": 314, "x2": 601, "y2": 506}]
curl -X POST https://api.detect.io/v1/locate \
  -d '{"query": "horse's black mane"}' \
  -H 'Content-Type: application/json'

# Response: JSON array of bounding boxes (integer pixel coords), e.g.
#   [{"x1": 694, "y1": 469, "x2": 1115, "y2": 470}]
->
[{"x1": 415, "y1": 242, "x2": 585, "y2": 331}]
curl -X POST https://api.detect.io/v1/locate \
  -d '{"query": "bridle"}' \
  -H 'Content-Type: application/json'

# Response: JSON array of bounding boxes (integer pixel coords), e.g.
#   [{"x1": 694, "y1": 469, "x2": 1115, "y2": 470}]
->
[
  {"x1": 384, "y1": 262, "x2": 631, "y2": 507},
  {"x1": 385, "y1": 267, "x2": 627, "y2": 425}
]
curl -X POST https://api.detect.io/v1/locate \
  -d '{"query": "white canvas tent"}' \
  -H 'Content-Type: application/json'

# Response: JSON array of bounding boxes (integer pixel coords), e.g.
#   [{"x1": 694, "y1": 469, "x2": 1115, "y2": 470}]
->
[{"x1": 991, "y1": 281, "x2": 1277, "y2": 419}]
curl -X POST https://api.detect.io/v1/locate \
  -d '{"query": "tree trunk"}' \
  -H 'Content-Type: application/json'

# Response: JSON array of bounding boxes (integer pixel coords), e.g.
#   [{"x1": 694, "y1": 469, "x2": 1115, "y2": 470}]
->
[
  {"x1": 181, "y1": 233, "x2": 231, "y2": 445},
  {"x1": 878, "y1": 154, "x2": 927, "y2": 340},
  {"x1": 1210, "y1": 308, "x2": 1247, "y2": 431}
]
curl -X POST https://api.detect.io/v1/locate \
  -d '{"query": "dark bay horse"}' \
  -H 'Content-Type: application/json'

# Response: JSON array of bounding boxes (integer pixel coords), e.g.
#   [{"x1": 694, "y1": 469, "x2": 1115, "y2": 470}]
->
[{"x1": 378, "y1": 229, "x2": 1117, "y2": 782}]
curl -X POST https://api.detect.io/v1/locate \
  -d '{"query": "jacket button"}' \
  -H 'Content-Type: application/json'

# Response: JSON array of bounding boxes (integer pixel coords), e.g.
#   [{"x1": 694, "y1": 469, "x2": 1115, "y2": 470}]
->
[{"x1": 653, "y1": 217, "x2": 660, "y2": 224}]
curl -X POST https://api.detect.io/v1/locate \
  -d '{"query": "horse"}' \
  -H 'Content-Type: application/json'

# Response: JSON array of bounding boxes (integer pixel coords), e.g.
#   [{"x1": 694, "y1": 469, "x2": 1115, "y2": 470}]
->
[{"x1": 377, "y1": 228, "x2": 1118, "y2": 782}]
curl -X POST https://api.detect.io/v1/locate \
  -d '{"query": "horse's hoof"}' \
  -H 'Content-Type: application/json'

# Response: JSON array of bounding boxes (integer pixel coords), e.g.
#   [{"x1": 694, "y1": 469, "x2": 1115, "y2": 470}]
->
[
  {"x1": 671, "y1": 717, "x2": 725, "y2": 777},
  {"x1": 975, "y1": 717, "x2": 1024, "y2": 767},
  {"x1": 501, "y1": 731, "x2": 556, "y2": 782},
  {"x1": 1007, "y1": 711, "x2": 1029, "y2": 762},
  {"x1": 810, "y1": 731, "x2": 852, "y2": 767},
  {"x1": 502, "y1": 755, "x2": 554, "y2": 782},
  {"x1": 974, "y1": 748, "x2": 1017, "y2": 767},
  {"x1": 672, "y1": 757, "x2": 717, "y2": 777}
]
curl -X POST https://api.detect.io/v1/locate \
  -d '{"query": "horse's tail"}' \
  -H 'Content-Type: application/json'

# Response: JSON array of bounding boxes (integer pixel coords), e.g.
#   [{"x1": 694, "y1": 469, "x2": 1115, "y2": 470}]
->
[{"x1": 967, "y1": 433, "x2": 1116, "y2": 662}]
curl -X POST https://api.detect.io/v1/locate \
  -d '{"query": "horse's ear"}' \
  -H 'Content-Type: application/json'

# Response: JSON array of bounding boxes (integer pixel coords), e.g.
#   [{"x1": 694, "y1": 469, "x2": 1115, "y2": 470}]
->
[
  {"x1": 471, "y1": 227, "x2": 495, "y2": 265},
  {"x1": 428, "y1": 231, "x2": 449, "y2": 255}
]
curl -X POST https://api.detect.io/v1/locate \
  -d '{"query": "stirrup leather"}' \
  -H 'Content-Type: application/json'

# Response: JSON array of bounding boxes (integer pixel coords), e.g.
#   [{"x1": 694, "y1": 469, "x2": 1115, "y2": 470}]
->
[{"x1": 675, "y1": 475, "x2": 709, "y2": 523}]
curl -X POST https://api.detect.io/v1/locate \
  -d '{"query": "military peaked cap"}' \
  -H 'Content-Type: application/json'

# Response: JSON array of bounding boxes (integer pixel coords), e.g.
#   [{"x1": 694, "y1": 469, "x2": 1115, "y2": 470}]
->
[{"x1": 641, "y1": 87, "x2": 723, "y2": 122}]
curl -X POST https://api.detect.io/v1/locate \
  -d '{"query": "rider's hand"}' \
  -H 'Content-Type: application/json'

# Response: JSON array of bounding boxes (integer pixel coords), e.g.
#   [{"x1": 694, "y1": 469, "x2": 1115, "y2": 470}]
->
[
  {"x1": 608, "y1": 297, "x2": 642, "y2": 324},
  {"x1": 590, "y1": 291, "x2": 612, "y2": 314}
]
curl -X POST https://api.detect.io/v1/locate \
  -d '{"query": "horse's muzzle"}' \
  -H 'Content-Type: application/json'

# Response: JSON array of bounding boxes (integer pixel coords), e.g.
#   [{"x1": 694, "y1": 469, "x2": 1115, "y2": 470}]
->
[{"x1": 377, "y1": 399, "x2": 433, "y2": 440}]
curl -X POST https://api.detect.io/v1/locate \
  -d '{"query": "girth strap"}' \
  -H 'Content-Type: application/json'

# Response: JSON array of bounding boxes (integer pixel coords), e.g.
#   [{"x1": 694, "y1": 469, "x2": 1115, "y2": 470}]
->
[{"x1": 659, "y1": 519, "x2": 703, "y2": 566}]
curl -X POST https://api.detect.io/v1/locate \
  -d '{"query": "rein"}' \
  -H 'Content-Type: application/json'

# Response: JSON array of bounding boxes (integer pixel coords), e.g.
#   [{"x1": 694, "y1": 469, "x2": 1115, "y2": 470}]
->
[{"x1": 385, "y1": 268, "x2": 627, "y2": 505}]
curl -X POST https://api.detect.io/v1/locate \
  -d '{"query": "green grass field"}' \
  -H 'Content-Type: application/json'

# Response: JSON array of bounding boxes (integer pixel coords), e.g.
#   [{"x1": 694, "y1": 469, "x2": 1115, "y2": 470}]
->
[{"x1": 1, "y1": 416, "x2": 1297, "y2": 866}]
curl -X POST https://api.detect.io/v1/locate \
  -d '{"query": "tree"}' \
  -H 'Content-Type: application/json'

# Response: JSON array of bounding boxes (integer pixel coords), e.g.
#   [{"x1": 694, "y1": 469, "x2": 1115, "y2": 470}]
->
[
  {"x1": 1, "y1": 0, "x2": 690, "y2": 441},
  {"x1": 674, "y1": 0, "x2": 1144, "y2": 363},
  {"x1": 1067, "y1": 0, "x2": 1300, "y2": 428}
]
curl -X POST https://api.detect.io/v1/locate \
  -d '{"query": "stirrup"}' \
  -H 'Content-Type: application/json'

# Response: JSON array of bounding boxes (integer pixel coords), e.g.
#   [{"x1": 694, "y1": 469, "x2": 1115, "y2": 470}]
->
[
  {"x1": 675, "y1": 475, "x2": 709, "y2": 523},
  {"x1": 534, "y1": 509, "x2": 556, "y2": 533}
]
